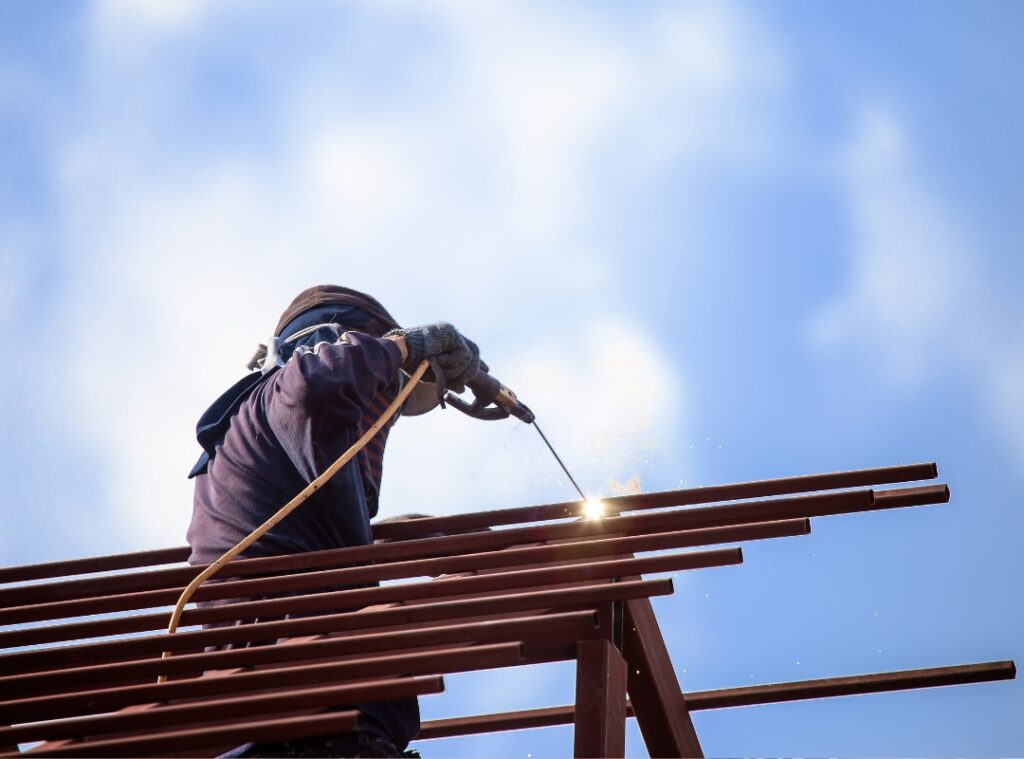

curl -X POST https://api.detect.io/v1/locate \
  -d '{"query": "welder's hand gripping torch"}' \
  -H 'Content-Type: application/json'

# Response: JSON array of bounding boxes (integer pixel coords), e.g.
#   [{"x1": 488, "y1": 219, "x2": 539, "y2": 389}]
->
[{"x1": 445, "y1": 369, "x2": 536, "y2": 423}]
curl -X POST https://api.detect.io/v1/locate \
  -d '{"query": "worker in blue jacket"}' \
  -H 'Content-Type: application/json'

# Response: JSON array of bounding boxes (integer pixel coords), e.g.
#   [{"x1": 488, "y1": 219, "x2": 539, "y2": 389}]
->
[{"x1": 187, "y1": 285, "x2": 480, "y2": 758}]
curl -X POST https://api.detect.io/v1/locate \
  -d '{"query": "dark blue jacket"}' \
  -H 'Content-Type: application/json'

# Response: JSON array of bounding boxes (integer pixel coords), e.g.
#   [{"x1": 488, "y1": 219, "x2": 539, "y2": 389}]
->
[{"x1": 187, "y1": 330, "x2": 419, "y2": 748}]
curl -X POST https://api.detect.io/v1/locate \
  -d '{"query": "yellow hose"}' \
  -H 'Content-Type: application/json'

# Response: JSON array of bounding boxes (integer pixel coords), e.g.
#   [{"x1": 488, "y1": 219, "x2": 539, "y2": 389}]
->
[{"x1": 157, "y1": 359, "x2": 430, "y2": 682}]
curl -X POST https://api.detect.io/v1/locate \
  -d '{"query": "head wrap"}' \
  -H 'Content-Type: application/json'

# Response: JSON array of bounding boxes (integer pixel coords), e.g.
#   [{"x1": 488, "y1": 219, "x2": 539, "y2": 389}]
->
[{"x1": 273, "y1": 285, "x2": 400, "y2": 337}]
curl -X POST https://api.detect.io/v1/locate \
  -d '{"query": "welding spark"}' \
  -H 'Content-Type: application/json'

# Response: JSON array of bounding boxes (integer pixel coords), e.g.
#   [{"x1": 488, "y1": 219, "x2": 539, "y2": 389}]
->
[{"x1": 582, "y1": 499, "x2": 606, "y2": 520}]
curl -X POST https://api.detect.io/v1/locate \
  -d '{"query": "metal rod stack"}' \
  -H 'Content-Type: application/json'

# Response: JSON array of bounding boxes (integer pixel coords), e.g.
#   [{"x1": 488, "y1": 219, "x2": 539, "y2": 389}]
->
[{"x1": 0, "y1": 462, "x2": 1013, "y2": 757}]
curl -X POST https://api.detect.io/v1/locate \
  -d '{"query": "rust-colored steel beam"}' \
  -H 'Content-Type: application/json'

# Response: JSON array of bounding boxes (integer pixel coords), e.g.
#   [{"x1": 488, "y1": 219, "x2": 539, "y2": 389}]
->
[
  {"x1": 0, "y1": 462, "x2": 981, "y2": 759},
  {"x1": 374, "y1": 462, "x2": 938, "y2": 540},
  {"x1": 683, "y1": 659, "x2": 1017, "y2": 709},
  {"x1": 0, "y1": 483, "x2": 945, "y2": 652},
  {"x1": 414, "y1": 661, "x2": 1016, "y2": 740},
  {"x1": 418, "y1": 702, "x2": 606, "y2": 739},
  {"x1": 6, "y1": 480, "x2": 950, "y2": 654},
  {"x1": 0, "y1": 502, "x2": 830, "y2": 613},
  {"x1": 1, "y1": 643, "x2": 525, "y2": 725},
  {"x1": 9, "y1": 709, "x2": 362, "y2": 758},
  {"x1": 0, "y1": 611, "x2": 600, "y2": 698},
  {"x1": 0, "y1": 547, "x2": 189, "y2": 586},
  {"x1": 0, "y1": 463, "x2": 932, "y2": 590},
  {"x1": 573, "y1": 639, "x2": 627, "y2": 758},
  {"x1": 6, "y1": 483, "x2": 942, "y2": 618},
  {"x1": 2, "y1": 675, "x2": 444, "y2": 745},
  {"x1": 0, "y1": 546, "x2": 741, "y2": 653},
  {"x1": 0, "y1": 485, "x2": 883, "y2": 608},
  {"x1": 0, "y1": 579, "x2": 673, "y2": 678},
  {"x1": 624, "y1": 596, "x2": 703, "y2": 758},
  {"x1": 374, "y1": 460, "x2": 937, "y2": 540},
  {"x1": 0, "y1": 519, "x2": 806, "y2": 627}
]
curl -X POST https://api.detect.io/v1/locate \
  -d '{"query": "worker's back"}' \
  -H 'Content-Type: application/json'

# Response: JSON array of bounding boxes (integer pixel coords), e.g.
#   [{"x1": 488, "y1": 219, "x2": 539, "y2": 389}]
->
[{"x1": 185, "y1": 288, "x2": 428, "y2": 756}]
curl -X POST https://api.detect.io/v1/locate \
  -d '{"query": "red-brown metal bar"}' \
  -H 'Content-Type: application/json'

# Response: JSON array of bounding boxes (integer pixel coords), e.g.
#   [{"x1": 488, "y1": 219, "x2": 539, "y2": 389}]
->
[
  {"x1": 414, "y1": 660, "x2": 1017, "y2": 739},
  {"x1": 419, "y1": 703, "x2": 604, "y2": 739},
  {"x1": 2, "y1": 675, "x2": 444, "y2": 744},
  {"x1": 624, "y1": 596, "x2": 703, "y2": 758},
  {"x1": 0, "y1": 643, "x2": 525, "y2": 725},
  {"x1": 0, "y1": 519, "x2": 806, "y2": 626},
  {"x1": 0, "y1": 460, "x2": 989, "y2": 759},
  {"x1": 373, "y1": 462, "x2": 938, "y2": 540},
  {"x1": 4, "y1": 481, "x2": 947, "y2": 655},
  {"x1": 573, "y1": 639, "x2": 627, "y2": 758},
  {"x1": 683, "y1": 659, "x2": 1017, "y2": 709},
  {"x1": 0, "y1": 485, "x2": 881, "y2": 608},
  {"x1": 0, "y1": 463, "x2": 933, "y2": 590},
  {"x1": 5, "y1": 484, "x2": 942, "y2": 625},
  {"x1": 0, "y1": 546, "x2": 741, "y2": 653},
  {"x1": 0, "y1": 611, "x2": 600, "y2": 698},
  {"x1": 9, "y1": 709, "x2": 362, "y2": 758},
  {"x1": 0, "y1": 547, "x2": 189, "y2": 586},
  {"x1": 0, "y1": 579, "x2": 673, "y2": 678}
]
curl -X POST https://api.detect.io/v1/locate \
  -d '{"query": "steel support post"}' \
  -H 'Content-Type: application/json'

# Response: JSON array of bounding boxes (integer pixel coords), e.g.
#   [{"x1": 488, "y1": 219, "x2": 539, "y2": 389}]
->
[
  {"x1": 574, "y1": 638, "x2": 627, "y2": 758},
  {"x1": 623, "y1": 597, "x2": 703, "y2": 758}
]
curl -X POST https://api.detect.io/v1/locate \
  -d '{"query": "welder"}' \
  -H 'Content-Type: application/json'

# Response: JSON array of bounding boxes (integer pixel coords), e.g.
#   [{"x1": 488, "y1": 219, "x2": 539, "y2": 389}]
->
[{"x1": 186, "y1": 284, "x2": 481, "y2": 758}]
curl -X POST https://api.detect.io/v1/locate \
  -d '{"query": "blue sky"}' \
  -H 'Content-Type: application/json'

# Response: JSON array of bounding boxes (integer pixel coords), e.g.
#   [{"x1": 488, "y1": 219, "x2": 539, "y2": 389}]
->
[{"x1": 1, "y1": 1, "x2": 1021, "y2": 755}]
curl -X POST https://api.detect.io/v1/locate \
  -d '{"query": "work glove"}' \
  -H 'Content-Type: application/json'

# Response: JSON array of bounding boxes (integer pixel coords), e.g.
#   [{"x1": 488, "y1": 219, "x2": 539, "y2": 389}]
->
[{"x1": 386, "y1": 322, "x2": 481, "y2": 394}]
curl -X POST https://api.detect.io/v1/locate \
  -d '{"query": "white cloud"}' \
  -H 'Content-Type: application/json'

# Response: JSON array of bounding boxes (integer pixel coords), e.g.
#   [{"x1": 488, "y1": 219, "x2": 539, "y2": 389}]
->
[
  {"x1": 0, "y1": 238, "x2": 28, "y2": 330},
  {"x1": 94, "y1": 0, "x2": 212, "y2": 34},
  {"x1": 305, "y1": 127, "x2": 422, "y2": 237},
  {"x1": 382, "y1": 317, "x2": 684, "y2": 518},
  {"x1": 985, "y1": 334, "x2": 1024, "y2": 465},
  {"x1": 813, "y1": 105, "x2": 1024, "y2": 465},
  {"x1": 43, "y1": 0, "x2": 785, "y2": 546},
  {"x1": 812, "y1": 108, "x2": 971, "y2": 382}
]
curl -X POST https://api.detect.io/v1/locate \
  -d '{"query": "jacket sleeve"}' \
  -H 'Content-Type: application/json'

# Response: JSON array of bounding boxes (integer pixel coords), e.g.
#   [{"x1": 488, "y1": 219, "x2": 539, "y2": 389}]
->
[{"x1": 268, "y1": 331, "x2": 403, "y2": 428}]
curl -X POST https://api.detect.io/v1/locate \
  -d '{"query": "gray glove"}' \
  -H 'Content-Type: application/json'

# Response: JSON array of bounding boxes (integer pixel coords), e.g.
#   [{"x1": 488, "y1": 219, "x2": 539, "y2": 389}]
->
[{"x1": 386, "y1": 322, "x2": 481, "y2": 393}]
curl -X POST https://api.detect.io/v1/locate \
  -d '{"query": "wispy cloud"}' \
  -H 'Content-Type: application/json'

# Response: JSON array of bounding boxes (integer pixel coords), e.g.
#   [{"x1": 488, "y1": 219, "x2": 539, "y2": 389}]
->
[
  {"x1": 813, "y1": 108, "x2": 972, "y2": 380},
  {"x1": 0, "y1": 234, "x2": 29, "y2": 330},
  {"x1": 36, "y1": 1, "x2": 787, "y2": 546},
  {"x1": 382, "y1": 316, "x2": 685, "y2": 518},
  {"x1": 813, "y1": 105, "x2": 1024, "y2": 465},
  {"x1": 94, "y1": 0, "x2": 213, "y2": 34}
]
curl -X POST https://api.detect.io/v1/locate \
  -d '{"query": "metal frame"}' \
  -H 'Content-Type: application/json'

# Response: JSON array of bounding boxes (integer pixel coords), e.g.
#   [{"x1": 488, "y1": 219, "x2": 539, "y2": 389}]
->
[{"x1": 0, "y1": 462, "x2": 1014, "y2": 758}]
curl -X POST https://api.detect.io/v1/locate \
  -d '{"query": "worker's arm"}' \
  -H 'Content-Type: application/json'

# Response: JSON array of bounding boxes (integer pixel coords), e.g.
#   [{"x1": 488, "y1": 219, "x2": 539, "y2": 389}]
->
[
  {"x1": 270, "y1": 331, "x2": 404, "y2": 428},
  {"x1": 270, "y1": 322, "x2": 477, "y2": 428}
]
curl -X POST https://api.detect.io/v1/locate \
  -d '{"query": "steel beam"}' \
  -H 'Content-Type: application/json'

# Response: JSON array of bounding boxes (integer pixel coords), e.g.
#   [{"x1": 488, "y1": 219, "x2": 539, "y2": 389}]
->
[
  {"x1": 0, "y1": 611, "x2": 600, "y2": 698},
  {"x1": 573, "y1": 639, "x2": 627, "y2": 758},
  {"x1": 0, "y1": 520, "x2": 805, "y2": 626},
  {"x1": 0, "y1": 547, "x2": 740, "y2": 651},
  {"x1": 683, "y1": 659, "x2": 1017, "y2": 709},
  {"x1": 0, "y1": 642, "x2": 524, "y2": 724},
  {"x1": 374, "y1": 463, "x2": 938, "y2": 540},
  {"x1": 4, "y1": 484, "x2": 943, "y2": 626},
  {"x1": 9, "y1": 709, "x2": 362, "y2": 758},
  {"x1": 413, "y1": 661, "x2": 1016, "y2": 740},
  {"x1": 0, "y1": 547, "x2": 189, "y2": 585},
  {"x1": 0, "y1": 580, "x2": 672, "y2": 677},
  {"x1": 0, "y1": 463, "x2": 933, "y2": 588},
  {"x1": 624, "y1": 597, "x2": 703, "y2": 758},
  {"x1": 0, "y1": 485, "x2": 885, "y2": 607},
  {"x1": 1, "y1": 675, "x2": 443, "y2": 744}
]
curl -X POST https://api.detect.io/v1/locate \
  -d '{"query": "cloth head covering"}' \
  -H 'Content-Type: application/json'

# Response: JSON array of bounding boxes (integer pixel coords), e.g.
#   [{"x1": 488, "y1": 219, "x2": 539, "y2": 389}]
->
[{"x1": 273, "y1": 285, "x2": 399, "y2": 337}]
